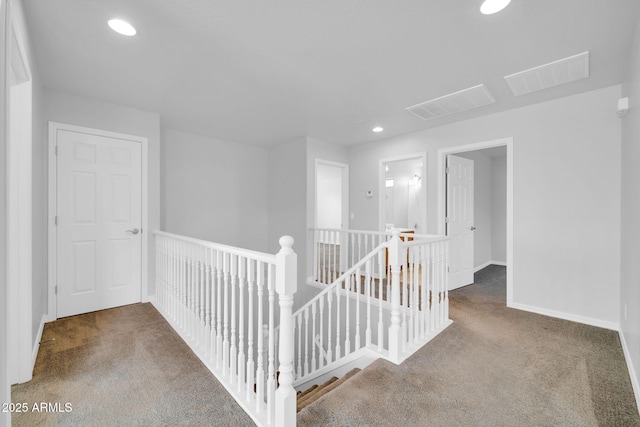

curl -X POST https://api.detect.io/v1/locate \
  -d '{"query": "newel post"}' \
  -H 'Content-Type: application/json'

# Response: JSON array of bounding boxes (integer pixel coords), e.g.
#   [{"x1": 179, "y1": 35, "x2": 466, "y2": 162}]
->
[
  {"x1": 388, "y1": 229, "x2": 404, "y2": 362},
  {"x1": 275, "y1": 235, "x2": 297, "y2": 427}
]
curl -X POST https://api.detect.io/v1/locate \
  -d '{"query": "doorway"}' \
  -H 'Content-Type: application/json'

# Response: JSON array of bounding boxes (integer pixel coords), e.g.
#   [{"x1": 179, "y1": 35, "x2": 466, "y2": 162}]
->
[
  {"x1": 49, "y1": 123, "x2": 149, "y2": 319},
  {"x1": 379, "y1": 153, "x2": 427, "y2": 233},
  {"x1": 314, "y1": 159, "x2": 349, "y2": 275},
  {"x1": 438, "y1": 138, "x2": 513, "y2": 304}
]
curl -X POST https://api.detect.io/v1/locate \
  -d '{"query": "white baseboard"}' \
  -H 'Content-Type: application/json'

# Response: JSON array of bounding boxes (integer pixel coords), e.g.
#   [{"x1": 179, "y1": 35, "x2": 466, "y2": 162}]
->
[
  {"x1": 509, "y1": 302, "x2": 619, "y2": 331},
  {"x1": 473, "y1": 261, "x2": 507, "y2": 273},
  {"x1": 619, "y1": 330, "x2": 640, "y2": 415},
  {"x1": 31, "y1": 314, "x2": 47, "y2": 371}
]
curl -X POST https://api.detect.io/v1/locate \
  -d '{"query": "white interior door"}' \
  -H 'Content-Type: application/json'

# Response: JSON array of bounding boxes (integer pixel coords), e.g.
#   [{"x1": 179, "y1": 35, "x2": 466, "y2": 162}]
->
[
  {"x1": 56, "y1": 129, "x2": 142, "y2": 318},
  {"x1": 447, "y1": 154, "x2": 474, "y2": 290}
]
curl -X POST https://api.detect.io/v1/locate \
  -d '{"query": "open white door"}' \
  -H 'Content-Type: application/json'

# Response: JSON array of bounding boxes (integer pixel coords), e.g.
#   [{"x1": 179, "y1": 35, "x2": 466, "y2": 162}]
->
[
  {"x1": 56, "y1": 129, "x2": 142, "y2": 318},
  {"x1": 446, "y1": 154, "x2": 474, "y2": 290}
]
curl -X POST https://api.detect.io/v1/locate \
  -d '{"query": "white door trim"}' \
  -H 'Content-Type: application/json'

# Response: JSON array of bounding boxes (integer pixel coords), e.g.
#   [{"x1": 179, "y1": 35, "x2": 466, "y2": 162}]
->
[
  {"x1": 48, "y1": 122, "x2": 150, "y2": 319},
  {"x1": 379, "y1": 152, "x2": 428, "y2": 232},
  {"x1": 437, "y1": 138, "x2": 514, "y2": 306}
]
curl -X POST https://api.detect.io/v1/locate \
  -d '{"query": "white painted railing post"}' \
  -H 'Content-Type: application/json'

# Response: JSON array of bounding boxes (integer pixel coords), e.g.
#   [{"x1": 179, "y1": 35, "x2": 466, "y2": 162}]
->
[
  {"x1": 388, "y1": 229, "x2": 404, "y2": 362},
  {"x1": 275, "y1": 236, "x2": 297, "y2": 427}
]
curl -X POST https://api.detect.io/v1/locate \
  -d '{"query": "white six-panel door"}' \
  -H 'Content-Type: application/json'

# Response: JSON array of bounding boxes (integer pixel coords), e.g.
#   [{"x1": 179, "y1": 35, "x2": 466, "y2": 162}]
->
[
  {"x1": 56, "y1": 129, "x2": 142, "y2": 318},
  {"x1": 447, "y1": 154, "x2": 474, "y2": 290}
]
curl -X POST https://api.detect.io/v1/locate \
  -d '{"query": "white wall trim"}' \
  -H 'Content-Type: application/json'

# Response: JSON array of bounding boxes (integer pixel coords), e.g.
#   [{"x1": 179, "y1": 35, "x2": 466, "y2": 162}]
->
[
  {"x1": 31, "y1": 314, "x2": 46, "y2": 371},
  {"x1": 437, "y1": 138, "x2": 513, "y2": 306},
  {"x1": 510, "y1": 302, "x2": 619, "y2": 331},
  {"x1": 47, "y1": 122, "x2": 150, "y2": 319},
  {"x1": 7, "y1": 0, "x2": 33, "y2": 385},
  {"x1": 473, "y1": 260, "x2": 507, "y2": 273},
  {"x1": 378, "y1": 152, "x2": 428, "y2": 233},
  {"x1": 619, "y1": 330, "x2": 640, "y2": 415}
]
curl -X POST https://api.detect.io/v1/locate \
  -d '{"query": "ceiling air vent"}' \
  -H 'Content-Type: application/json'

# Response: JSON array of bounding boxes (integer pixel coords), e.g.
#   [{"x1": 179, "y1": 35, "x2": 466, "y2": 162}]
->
[
  {"x1": 504, "y1": 51, "x2": 590, "y2": 97},
  {"x1": 406, "y1": 84, "x2": 496, "y2": 121}
]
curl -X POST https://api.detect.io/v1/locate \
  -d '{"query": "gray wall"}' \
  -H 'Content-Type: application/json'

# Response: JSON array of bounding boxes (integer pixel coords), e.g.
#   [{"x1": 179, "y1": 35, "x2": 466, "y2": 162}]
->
[
  {"x1": 268, "y1": 138, "x2": 311, "y2": 308},
  {"x1": 161, "y1": 128, "x2": 269, "y2": 251},
  {"x1": 621, "y1": 7, "x2": 640, "y2": 406},
  {"x1": 349, "y1": 85, "x2": 621, "y2": 327}
]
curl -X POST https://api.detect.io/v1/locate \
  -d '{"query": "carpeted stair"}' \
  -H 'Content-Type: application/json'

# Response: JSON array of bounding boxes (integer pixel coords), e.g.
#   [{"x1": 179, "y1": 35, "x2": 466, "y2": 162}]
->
[{"x1": 297, "y1": 368, "x2": 361, "y2": 412}]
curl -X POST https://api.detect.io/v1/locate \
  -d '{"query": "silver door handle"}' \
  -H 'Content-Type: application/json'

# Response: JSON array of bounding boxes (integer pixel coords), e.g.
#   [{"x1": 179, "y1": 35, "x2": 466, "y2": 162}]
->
[
  {"x1": 126, "y1": 228, "x2": 140, "y2": 235},
  {"x1": 470, "y1": 226, "x2": 476, "y2": 231}
]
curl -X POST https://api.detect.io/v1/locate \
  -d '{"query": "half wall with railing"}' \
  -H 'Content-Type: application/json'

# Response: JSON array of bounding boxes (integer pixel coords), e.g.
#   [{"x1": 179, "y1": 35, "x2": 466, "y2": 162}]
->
[
  {"x1": 154, "y1": 231, "x2": 297, "y2": 427},
  {"x1": 153, "y1": 228, "x2": 451, "y2": 427}
]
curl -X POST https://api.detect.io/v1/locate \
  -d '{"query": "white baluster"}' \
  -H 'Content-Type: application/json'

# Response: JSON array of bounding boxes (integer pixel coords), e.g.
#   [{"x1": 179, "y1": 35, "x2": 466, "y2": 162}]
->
[
  {"x1": 256, "y1": 261, "x2": 265, "y2": 413},
  {"x1": 296, "y1": 314, "x2": 302, "y2": 379},
  {"x1": 327, "y1": 290, "x2": 333, "y2": 364},
  {"x1": 267, "y1": 263, "x2": 275, "y2": 424},
  {"x1": 246, "y1": 259, "x2": 255, "y2": 402},
  {"x1": 377, "y1": 248, "x2": 385, "y2": 351},
  {"x1": 200, "y1": 247, "x2": 206, "y2": 348},
  {"x1": 444, "y1": 241, "x2": 450, "y2": 321},
  {"x1": 216, "y1": 250, "x2": 224, "y2": 366},
  {"x1": 345, "y1": 276, "x2": 351, "y2": 355},
  {"x1": 222, "y1": 252, "x2": 230, "y2": 375},
  {"x1": 335, "y1": 282, "x2": 341, "y2": 359},
  {"x1": 407, "y1": 247, "x2": 414, "y2": 347},
  {"x1": 420, "y1": 245, "x2": 428, "y2": 340},
  {"x1": 238, "y1": 256, "x2": 246, "y2": 393},
  {"x1": 355, "y1": 269, "x2": 361, "y2": 351},
  {"x1": 209, "y1": 248, "x2": 216, "y2": 361},
  {"x1": 366, "y1": 259, "x2": 372, "y2": 348},
  {"x1": 319, "y1": 297, "x2": 325, "y2": 368},
  {"x1": 311, "y1": 302, "x2": 317, "y2": 372},
  {"x1": 304, "y1": 307, "x2": 310, "y2": 376},
  {"x1": 230, "y1": 254, "x2": 238, "y2": 384}
]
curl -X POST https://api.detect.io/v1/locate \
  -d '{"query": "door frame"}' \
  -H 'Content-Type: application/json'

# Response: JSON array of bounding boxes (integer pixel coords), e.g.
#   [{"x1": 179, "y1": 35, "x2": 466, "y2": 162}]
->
[
  {"x1": 48, "y1": 122, "x2": 150, "y2": 319},
  {"x1": 437, "y1": 137, "x2": 514, "y2": 306},
  {"x1": 379, "y1": 152, "x2": 427, "y2": 232},
  {"x1": 6, "y1": 0, "x2": 33, "y2": 385}
]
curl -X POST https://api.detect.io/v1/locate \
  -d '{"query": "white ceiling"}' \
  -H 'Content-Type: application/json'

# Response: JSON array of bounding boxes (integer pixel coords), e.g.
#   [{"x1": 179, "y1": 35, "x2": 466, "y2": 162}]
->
[{"x1": 22, "y1": 0, "x2": 640, "y2": 147}]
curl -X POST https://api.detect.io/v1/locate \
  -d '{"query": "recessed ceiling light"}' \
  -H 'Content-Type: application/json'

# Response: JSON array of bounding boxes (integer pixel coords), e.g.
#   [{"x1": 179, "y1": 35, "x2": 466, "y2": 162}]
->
[
  {"x1": 108, "y1": 19, "x2": 137, "y2": 36},
  {"x1": 480, "y1": 0, "x2": 511, "y2": 15},
  {"x1": 372, "y1": 126, "x2": 384, "y2": 133}
]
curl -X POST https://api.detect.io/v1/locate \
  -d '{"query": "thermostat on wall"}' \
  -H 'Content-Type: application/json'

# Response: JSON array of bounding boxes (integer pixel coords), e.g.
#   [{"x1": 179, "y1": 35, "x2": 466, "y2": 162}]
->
[{"x1": 366, "y1": 190, "x2": 374, "y2": 198}]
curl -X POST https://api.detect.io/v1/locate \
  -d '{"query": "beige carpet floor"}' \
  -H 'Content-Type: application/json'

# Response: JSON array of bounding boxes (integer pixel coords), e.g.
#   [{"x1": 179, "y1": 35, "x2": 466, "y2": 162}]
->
[
  {"x1": 11, "y1": 265, "x2": 640, "y2": 426},
  {"x1": 298, "y1": 265, "x2": 640, "y2": 427},
  {"x1": 11, "y1": 303, "x2": 254, "y2": 426}
]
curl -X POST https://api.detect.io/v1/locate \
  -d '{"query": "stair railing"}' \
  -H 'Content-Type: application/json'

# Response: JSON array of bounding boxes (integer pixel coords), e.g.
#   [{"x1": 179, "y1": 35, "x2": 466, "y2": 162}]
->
[
  {"x1": 154, "y1": 231, "x2": 297, "y2": 427},
  {"x1": 309, "y1": 227, "x2": 442, "y2": 286},
  {"x1": 290, "y1": 229, "x2": 452, "y2": 385}
]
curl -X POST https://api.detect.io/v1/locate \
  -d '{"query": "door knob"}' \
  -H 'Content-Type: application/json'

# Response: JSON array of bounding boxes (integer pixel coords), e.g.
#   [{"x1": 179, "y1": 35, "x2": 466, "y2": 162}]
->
[
  {"x1": 470, "y1": 226, "x2": 476, "y2": 231},
  {"x1": 126, "y1": 228, "x2": 140, "y2": 235}
]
